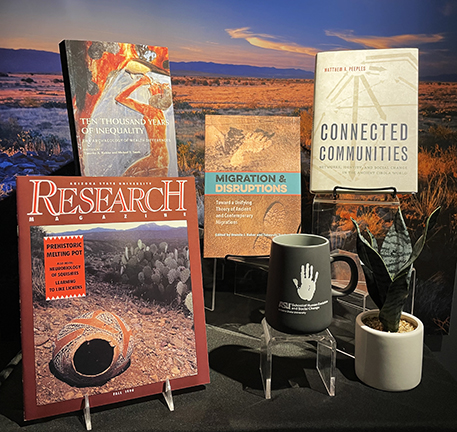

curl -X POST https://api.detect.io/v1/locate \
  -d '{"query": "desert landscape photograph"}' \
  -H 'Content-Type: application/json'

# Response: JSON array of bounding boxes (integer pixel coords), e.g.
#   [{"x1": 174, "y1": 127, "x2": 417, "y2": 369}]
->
[
  {"x1": 1, "y1": 70, "x2": 456, "y2": 335},
  {"x1": 1, "y1": 1, "x2": 457, "y2": 405}
]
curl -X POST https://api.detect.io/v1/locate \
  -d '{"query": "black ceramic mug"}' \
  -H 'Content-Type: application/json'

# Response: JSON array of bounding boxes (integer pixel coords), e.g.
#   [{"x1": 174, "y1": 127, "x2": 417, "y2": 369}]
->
[{"x1": 265, "y1": 233, "x2": 358, "y2": 334}]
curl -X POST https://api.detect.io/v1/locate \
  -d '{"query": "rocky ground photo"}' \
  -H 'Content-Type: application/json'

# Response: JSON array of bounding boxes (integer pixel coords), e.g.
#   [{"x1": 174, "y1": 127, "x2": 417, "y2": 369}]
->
[{"x1": 30, "y1": 223, "x2": 198, "y2": 406}]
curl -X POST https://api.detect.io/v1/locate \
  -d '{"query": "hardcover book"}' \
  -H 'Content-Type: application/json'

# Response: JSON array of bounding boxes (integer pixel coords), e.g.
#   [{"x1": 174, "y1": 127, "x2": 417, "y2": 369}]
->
[
  {"x1": 16, "y1": 175, "x2": 209, "y2": 420},
  {"x1": 204, "y1": 115, "x2": 301, "y2": 258},
  {"x1": 310, "y1": 48, "x2": 418, "y2": 193},
  {"x1": 60, "y1": 40, "x2": 178, "y2": 177}
]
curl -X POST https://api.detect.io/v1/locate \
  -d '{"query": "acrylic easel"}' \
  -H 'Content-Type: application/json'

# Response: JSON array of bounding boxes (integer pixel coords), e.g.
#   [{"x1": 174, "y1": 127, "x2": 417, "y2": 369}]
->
[
  {"x1": 259, "y1": 318, "x2": 337, "y2": 398},
  {"x1": 82, "y1": 378, "x2": 175, "y2": 430},
  {"x1": 205, "y1": 258, "x2": 225, "y2": 311},
  {"x1": 312, "y1": 186, "x2": 401, "y2": 311}
]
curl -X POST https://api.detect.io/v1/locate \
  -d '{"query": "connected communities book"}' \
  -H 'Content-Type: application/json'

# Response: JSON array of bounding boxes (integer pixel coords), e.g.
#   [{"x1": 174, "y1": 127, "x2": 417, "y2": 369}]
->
[
  {"x1": 204, "y1": 115, "x2": 301, "y2": 258},
  {"x1": 60, "y1": 40, "x2": 178, "y2": 178},
  {"x1": 310, "y1": 48, "x2": 418, "y2": 193},
  {"x1": 16, "y1": 175, "x2": 209, "y2": 420}
]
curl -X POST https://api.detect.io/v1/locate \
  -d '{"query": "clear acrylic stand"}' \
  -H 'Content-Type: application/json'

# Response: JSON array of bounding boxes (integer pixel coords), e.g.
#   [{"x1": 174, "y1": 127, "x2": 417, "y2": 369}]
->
[
  {"x1": 312, "y1": 187, "x2": 401, "y2": 311},
  {"x1": 204, "y1": 258, "x2": 227, "y2": 311},
  {"x1": 162, "y1": 378, "x2": 174, "y2": 411},
  {"x1": 205, "y1": 258, "x2": 218, "y2": 311},
  {"x1": 259, "y1": 318, "x2": 336, "y2": 399},
  {"x1": 83, "y1": 395, "x2": 92, "y2": 431},
  {"x1": 82, "y1": 379, "x2": 174, "y2": 430},
  {"x1": 226, "y1": 255, "x2": 269, "y2": 302}
]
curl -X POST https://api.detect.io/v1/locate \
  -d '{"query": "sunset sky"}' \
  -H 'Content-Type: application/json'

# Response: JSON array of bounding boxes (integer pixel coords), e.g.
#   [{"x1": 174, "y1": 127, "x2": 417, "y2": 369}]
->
[{"x1": 0, "y1": 0, "x2": 456, "y2": 77}]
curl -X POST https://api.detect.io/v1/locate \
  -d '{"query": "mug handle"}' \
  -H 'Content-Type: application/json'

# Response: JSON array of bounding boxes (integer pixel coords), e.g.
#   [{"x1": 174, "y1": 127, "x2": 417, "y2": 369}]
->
[{"x1": 330, "y1": 254, "x2": 358, "y2": 297}]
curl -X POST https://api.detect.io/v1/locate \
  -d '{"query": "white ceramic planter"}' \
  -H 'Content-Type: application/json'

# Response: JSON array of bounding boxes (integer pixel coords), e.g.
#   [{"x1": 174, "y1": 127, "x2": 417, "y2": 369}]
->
[{"x1": 355, "y1": 309, "x2": 424, "y2": 391}]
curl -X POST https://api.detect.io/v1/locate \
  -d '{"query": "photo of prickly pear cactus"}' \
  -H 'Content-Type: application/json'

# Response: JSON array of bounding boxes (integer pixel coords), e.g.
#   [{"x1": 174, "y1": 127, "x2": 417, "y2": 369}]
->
[
  {"x1": 85, "y1": 221, "x2": 195, "y2": 313},
  {"x1": 112, "y1": 234, "x2": 192, "y2": 310},
  {"x1": 32, "y1": 219, "x2": 195, "y2": 314}
]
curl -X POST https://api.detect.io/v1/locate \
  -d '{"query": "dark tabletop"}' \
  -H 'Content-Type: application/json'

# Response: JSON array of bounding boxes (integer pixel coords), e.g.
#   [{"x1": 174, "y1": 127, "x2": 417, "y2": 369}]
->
[{"x1": 1, "y1": 310, "x2": 457, "y2": 432}]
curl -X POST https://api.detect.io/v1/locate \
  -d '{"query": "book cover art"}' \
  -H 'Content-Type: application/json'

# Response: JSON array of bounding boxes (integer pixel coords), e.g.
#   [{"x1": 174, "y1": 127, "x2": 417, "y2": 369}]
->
[
  {"x1": 16, "y1": 176, "x2": 208, "y2": 420},
  {"x1": 310, "y1": 48, "x2": 418, "y2": 193},
  {"x1": 60, "y1": 40, "x2": 178, "y2": 178},
  {"x1": 204, "y1": 115, "x2": 301, "y2": 258}
]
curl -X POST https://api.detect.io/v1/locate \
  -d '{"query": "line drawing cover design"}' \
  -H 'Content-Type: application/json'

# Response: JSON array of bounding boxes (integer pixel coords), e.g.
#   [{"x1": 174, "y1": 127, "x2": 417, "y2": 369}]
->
[
  {"x1": 311, "y1": 48, "x2": 418, "y2": 193},
  {"x1": 60, "y1": 40, "x2": 178, "y2": 178},
  {"x1": 204, "y1": 115, "x2": 301, "y2": 258},
  {"x1": 16, "y1": 176, "x2": 209, "y2": 420}
]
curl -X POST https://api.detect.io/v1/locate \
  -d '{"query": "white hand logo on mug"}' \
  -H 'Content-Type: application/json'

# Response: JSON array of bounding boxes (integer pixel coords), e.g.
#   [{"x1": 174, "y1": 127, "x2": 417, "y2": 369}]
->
[
  {"x1": 266, "y1": 233, "x2": 359, "y2": 333},
  {"x1": 293, "y1": 263, "x2": 319, "y2": 301}
]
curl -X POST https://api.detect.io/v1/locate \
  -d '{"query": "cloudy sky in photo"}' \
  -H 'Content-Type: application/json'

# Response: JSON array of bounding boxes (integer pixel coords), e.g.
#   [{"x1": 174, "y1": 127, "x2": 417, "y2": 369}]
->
[{"x1": 0, "y1": 0, "x2": 456, "y2": 76}]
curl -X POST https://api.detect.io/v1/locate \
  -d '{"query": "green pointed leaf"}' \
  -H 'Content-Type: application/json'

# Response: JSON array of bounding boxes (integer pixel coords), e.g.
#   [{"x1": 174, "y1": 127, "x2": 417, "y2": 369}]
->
[
  {"x1": 379, "y1": 269, "x2": 412, "y2": 332},
  {"x1": 394, "y1": 206, "x2": 441, "y2": 280},
  {"x1": 380, "y1": 207, "x2": 412, "y2": 277},
  {"x1": 366, "y1": 227, "x2": 379, "y2": 252},
  {"x1": 354, "y1": 207, "x2": 440, "y2": 332},
  {"x1": 352, "y1": 218, "x2": 392, "y2": 309},
  {"x1": 358, "y1": 263, "x2": 385, "y2": 308}
]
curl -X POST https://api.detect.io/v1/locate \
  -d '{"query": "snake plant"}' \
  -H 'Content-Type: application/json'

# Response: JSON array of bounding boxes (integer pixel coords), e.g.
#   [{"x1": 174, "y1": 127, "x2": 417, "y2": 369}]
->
[{"x1": 351, "y1": 206, "x2": 440, "y2": 332}]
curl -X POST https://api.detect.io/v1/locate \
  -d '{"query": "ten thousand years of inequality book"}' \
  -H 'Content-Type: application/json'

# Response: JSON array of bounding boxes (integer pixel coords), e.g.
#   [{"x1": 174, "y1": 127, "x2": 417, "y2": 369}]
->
[
  {"x1": 60, "y1": 40, "x2": 178, "y2": 178},
  {"x1": 310, "y1": 48, "x2": 419, "y2": 193},
  {"x1": 16, "y1": 175, "x2": 209, "y2": 420},
  {"x1": 204, "y1": 115, "x2": 301, "y2": 258}
]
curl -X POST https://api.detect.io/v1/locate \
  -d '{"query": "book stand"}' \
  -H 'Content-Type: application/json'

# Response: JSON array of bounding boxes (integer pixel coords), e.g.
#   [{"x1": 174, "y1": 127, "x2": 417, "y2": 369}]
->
[
  {"x1": 205, "y1": 258, "x2": 225, "y2": 311},
  {"x1": 312, "y1": 187, "x2": 401, "y2": 311},
  {"x1": 259, "y1": 318, "x2": 336, "y2": 399},
  {"x1": 205, "y1": 258, "x2": 218, "y2": 311},
  {"x1": 226, "y1": 254, "x2": 269, "y2": 302},
  {"x1": 82, "y1": 379, "x2": 174, "y2": 430},
  {"x1": 206, "y1": 255, "x2": 268, "y2": 310},
  {"x1": 83, "y1": 395, "x2": 92, "y2": 430},
  {"x1": 162, "y1": 378, "x2": 175, "y2": 411}
]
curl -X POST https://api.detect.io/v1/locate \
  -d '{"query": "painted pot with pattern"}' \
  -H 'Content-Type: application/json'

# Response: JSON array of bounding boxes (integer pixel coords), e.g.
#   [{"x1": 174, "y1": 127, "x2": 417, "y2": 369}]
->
[{"x1": 51, "y1": 310, "x2": 134, "y2": 387}]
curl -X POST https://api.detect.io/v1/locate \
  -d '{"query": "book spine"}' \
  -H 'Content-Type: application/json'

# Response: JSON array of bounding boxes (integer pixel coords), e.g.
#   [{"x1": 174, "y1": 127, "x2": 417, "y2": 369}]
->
[{"x1": 59, "y1": 41, "x2": 82, "y2": 175}]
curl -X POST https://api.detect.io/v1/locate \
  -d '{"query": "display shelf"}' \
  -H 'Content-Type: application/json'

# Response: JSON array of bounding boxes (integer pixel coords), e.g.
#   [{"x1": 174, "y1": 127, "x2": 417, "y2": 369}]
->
[{"x1": 259, "y1": 318, "x2": 336, "y2": 399}]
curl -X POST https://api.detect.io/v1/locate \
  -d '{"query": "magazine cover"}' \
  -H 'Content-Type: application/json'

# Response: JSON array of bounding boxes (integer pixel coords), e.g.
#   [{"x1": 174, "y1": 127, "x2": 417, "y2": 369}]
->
[
  {"x1": 204, "y1": 115, "x2": 301, "y2": 258},
  {"x1": 60, "y1": 40, "x2": 178, "y2": 177},
  {"x1": 310, "y1": 48, "x2": 418, "y2": 193},
  {"x1": 16, "y1": 176, "x2": 209, "y2": 420}
]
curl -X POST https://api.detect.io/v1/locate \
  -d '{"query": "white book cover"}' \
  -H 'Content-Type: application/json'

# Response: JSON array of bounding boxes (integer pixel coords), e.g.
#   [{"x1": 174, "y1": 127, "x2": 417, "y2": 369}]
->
[{"x1": 310, "y1": 48, "x2": 418, "y2": 193}]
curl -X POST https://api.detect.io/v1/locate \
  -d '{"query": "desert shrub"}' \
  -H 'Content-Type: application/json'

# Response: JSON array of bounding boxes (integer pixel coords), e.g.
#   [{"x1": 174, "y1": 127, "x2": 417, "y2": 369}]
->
[
  {"x1": 171, "y1": 78, "x2": 186, "y2": 85},
  {"x1": 30, "y1": 226, "x2": 47, "y2": 302},
  {"x1": 420, "y1": 124, "x2": 457, "y2": 150},
  {"x1": 0, "y1": 118, "x2": 65, "y2": 155},
  {"x1": 22, "y1": 97, "x2": 41, "y2": 107},
  {"x1": 418, "y1": 145, "x2": 457, "y2": 181},
  {"x1": 30, "y1": 226, "x2": 46, "y2": 256},
  {"x1": 32, "y1": 257, "x2": 46, "y2": 302},
  {"x1": 429, "y1": 124, "x2": 457, "y2": 141},
  {"x1": 174, "y1": 99, "x2": 192, "y2": 109},
  {"x1": 177, "y1": 140, "x2": 204, "y2": 174},
  {"x1": 299, "y1": 109, "x2": 313, "y2": 149},
  {"x1": 0, "y1": 118, "x2": 22, "y2": 141},
  {"x1": 290, "y1": 107, "x2": 313, "y2": 149},
  {"x1": 402, "y1": 145, "x2": 457, "y2": 246},
  {"x1": 42, "y1": 101, "x2": 66, "y2": 108},
  {"x1": 177, "y1": 109, "x2": 218, "y2": 120}
]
